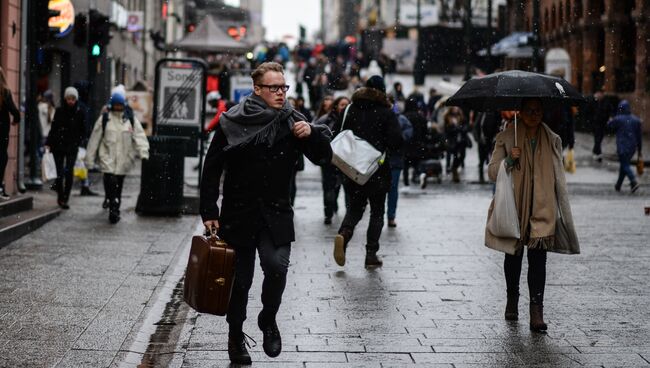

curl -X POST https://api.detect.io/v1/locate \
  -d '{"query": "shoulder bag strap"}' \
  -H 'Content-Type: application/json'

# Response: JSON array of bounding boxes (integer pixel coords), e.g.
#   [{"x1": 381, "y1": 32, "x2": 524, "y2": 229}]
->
[{"x1": 340, "y1": 104, "x2": 352, "y2": 131}]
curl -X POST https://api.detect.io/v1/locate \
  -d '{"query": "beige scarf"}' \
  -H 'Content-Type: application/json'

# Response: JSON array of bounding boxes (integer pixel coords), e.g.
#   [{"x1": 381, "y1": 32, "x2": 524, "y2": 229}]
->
[{"x1": 512, "y1": 123, "x2": 557, "y2": 249}]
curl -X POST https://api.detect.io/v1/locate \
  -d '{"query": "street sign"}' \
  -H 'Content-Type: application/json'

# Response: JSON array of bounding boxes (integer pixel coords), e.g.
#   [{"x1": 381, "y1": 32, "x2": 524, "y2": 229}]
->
[
  {"x1": 230, "y1": 74, "x2": 253, "y2": 103},
  {"x1": 157, "y1": 66, "x2": 204, "y2": 127}
]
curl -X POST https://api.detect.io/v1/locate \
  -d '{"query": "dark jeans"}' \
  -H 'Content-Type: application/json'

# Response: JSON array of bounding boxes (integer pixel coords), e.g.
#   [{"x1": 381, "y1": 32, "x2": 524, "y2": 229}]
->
[
  {"x1": 321, "y1": 164, "x2": 342, "y2": 218},
  {"x1": 616, "y1": 152, "x2": 637, "y2": 189},
  {"x1": 227, "y1": 227, "x2": 291, "y2": 330},
  {"x1": 103, "y1": 173, "x2": 125, "y2": 213},
  {"x1": 53, "y1": 149, "x2": 78, "y2": 203},
  {"x1": 338, "y1": 187, "x2": 387, "y2": 253},
  {"x1": 592, "y1": 128, "x2": 605, "y2": 155},
  {"x1": 504, "y1": 248, "x2": 547, "y2": 305},
  {"x1": 450, "y1": 148, "x2": 466, "y2": 171},
  {"x1": 0, "y1": 133, "x2": 8, "y2": 191},
  {"x1": 387, "y1": 168, "x2": 401, "y2": 220}
]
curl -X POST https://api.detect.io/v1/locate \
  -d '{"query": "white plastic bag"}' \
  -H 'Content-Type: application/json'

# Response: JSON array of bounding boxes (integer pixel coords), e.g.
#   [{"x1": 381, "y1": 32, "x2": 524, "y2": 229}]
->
[
  {"x1": 41, "y1": 150, "x2": 58, "y2": 182},
  {"x1": 331, "y1": 104, "x2": 385, "y2": 185},
  {"x1": 487, "y1": 160, "x2": 520, "y2": 238}
]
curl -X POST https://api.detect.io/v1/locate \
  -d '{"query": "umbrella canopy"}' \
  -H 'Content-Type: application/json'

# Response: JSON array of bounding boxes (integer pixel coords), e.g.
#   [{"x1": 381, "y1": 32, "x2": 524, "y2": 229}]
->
[
  {"x1": 173, "y1": 15, "x2": 251, "y2": 54},
  {"x1": 446, "y1": 70, "x2": 585, "y2": 111}
]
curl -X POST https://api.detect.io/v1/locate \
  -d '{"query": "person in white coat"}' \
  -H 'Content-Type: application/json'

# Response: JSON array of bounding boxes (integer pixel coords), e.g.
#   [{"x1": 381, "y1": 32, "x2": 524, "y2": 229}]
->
[{"x1": 85, "y1": 93, "x2": 149, "y2": 223}]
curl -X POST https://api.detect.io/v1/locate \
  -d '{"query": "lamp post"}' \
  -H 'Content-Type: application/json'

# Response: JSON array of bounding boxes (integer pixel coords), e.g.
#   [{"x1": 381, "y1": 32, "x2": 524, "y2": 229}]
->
[
  {"x1": 463, "y1": 0, "x2": 473, "y2": 80},
  {"x1": 413, "y1": 0, "x2": 425, "y2": 85}
]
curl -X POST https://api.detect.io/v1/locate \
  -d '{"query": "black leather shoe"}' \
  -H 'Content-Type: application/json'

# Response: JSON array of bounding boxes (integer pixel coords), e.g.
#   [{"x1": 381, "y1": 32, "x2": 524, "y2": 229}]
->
[
  {"x1": 228, "y1": 332, "x2": 252, "y2": 365},
  {"x1": 365, "y1": 252, "x2": 383, "y2": 268},
  {"x1": 102, "y1": 198, "x2": 109, "y2": 209},
  {"x1": 258, "y1": 314, "x2": 282, "y2": 358},
  {"x1": 80, "y1": 186, "x2": 99, "y2": 196}
]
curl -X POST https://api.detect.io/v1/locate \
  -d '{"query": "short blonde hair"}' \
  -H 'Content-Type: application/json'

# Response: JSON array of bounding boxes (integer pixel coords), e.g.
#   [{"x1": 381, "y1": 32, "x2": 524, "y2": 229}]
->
[{"x1": 251, "y1": 62, "x2": 284, "y2": 85}]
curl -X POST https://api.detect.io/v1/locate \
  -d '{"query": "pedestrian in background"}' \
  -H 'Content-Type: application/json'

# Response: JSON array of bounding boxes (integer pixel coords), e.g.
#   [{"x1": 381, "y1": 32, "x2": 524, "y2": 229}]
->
[
  {"x1": 386, "y1": 96, "x2": 413, "y2": 227},
  {"x1": 473, "y1": 111, "x2": 500, "y2": 183},
  {"x1": 331, "y1": 76, "x2": 404, "y2": 268},
  {"x1": 315, "y1": 96, "x2": 350, "y2": 224},
  {"x1": 588, "y1": 88, "x2": 615, "y2": 162},
  {"x1": 200, "y1": 62, "x2": 332, "y2": 365},
  {"x1": 45, "y1": 87, "x2": 86, "y2": 209},
  {"x1": 0, "y1": 67, "x2": 20, "y2": 200},
  {"x1": 608, "y1": 100, "x2": 643, "y2": 193},
  {"x1": 486, "y1": 98, "x2": 580, "y2": 332},
  {"x1": 85, "y1": 93, "x2": 149, "y2": 224},
  {"x1": 72, "y1": 80, "x2": 99, "y2": 196},
  {"x1": 403, "y1": 96, "x2": 429, "y2": 186},
  {"x1": 314, "y1": 95, "x2": 333, "y2": 121},
  {"x1": 443, "y1": 106, "x2": 471, "y2": 183},
  {"x1": 37, "y1": 90, "x2": 55, "y2": 145}
]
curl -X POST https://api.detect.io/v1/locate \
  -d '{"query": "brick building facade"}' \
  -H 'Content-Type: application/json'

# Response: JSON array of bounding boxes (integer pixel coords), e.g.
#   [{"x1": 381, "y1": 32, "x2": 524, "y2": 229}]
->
[{"x1": 507, "y1": 0, "x2": 649, "y2": 131}]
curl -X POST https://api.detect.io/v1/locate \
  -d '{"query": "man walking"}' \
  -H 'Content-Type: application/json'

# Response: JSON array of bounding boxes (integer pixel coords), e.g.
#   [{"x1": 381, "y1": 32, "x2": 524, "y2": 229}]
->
[
  {"x1": 589, "y1": 88, "x2": 614, "y2": 162},
  {"x1": 200, "y1": 62, "x2": 332, "y2": 365},
  {"x1": 608, "y1": 100, "x2": 643, "y2": 193}
]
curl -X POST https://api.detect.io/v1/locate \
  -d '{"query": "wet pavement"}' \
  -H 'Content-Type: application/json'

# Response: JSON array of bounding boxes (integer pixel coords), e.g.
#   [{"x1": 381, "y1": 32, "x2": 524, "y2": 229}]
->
[{"x1": 0, "y1": 132, "x2": 649, "y2": 367}]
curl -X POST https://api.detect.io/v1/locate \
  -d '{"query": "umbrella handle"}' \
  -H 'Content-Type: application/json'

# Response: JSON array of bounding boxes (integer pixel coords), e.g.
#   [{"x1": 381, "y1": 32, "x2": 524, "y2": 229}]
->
[{"x1": 514, "y1": 113, "x2": 517, "y2": 147}]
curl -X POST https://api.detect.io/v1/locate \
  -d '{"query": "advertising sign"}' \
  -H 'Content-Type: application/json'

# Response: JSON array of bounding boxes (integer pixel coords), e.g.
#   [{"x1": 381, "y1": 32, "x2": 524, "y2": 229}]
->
[
  {"x1": 48, "y1": 0, "x2": 75, "y2": 38},
  {"x1": 230, "y1": 75, "x2": 253, "y2": 103},
  {"x1": 156, "y1": 66, "x2": 204, "y2": 127}
]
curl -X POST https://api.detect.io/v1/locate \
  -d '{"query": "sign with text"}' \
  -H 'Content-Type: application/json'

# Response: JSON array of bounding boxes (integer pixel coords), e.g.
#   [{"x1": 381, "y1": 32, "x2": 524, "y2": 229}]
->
[
  {"x1": 230, "y1": 75, "x2": 253, "y2": 103},
  {"x1": 156, "y1": 66, "x2": 204, "y2": 127}
]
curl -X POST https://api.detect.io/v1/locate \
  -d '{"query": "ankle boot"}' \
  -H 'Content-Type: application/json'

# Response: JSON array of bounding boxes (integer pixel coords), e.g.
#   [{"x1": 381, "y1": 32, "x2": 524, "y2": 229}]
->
[
  {"x1": 504, "y1": 294, "x2": 519, "y2": 321},
  {"x1": 228, "y1": 331, "x2": 252, "y2": 364},
  {"x1": 258, "y1": 312, "x2": 282, "y2": 357},
  {"x1": 364, "y1": 251, "x2": 383, "y2": 268},
  {"x1": 529, "y1": 304, "x2": 548, "y2": 332}
]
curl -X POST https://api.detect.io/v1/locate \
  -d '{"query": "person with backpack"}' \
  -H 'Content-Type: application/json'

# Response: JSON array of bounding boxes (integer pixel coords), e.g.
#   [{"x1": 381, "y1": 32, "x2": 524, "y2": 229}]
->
[
  {"x1": 45, "y1": 87, "x2": 86, "y2": 209},
  {"x1": 85, "y1": 93, "x2": 149, "y2": 224},
  {"x1": 608, "y1": 100, "x2": 643, "y2": 193}
]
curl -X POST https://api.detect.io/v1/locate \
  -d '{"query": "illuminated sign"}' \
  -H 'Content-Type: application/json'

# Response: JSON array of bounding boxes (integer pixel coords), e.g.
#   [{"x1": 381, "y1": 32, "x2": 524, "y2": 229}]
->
[{"x1": 48, "y1": 0, "x2": 75, "y2": 38}]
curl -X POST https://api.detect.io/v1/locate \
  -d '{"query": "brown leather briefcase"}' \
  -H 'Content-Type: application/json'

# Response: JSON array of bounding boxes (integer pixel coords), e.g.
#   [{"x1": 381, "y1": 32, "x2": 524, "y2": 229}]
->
[{"x1": 183, "y1": 230, "x2": 235, "y2": 315}]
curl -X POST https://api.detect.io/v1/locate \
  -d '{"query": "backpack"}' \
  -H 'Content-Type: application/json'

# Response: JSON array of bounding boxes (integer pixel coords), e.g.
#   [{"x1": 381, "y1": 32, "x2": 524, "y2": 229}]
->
[{"x1": 101, "y1": 108, "x2": 134, "y2": 138}]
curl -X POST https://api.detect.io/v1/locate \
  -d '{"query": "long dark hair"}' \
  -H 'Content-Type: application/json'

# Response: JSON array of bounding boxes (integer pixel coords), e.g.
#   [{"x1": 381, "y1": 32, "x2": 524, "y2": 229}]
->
[{"x1": 316, "y1": 95, "x2": 334, "y2": 118}]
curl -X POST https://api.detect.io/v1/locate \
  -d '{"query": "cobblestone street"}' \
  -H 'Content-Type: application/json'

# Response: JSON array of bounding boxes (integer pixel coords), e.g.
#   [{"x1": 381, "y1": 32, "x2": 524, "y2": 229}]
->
[{"x1": 1, "y1": 134, "x2": 649, "y2": 367}]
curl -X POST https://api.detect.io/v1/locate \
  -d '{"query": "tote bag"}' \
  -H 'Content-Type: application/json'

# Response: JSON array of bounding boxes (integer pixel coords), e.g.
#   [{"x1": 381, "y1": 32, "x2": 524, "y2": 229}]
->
[
  {"x1": 41, "y1": 150, "x2": 58, "y2": 182},
  {"x1": 330, "y1": 104, "x2": 385, "y2": 185},
  {"x1": 487, "y1": 160, "x2": 520, "y2": 239}
]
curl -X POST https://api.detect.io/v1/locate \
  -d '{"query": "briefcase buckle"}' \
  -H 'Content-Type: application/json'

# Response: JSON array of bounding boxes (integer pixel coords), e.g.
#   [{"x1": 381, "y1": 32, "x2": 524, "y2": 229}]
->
[{"x1": 215, "y1": 277, "x2": 226, "y2": 286}]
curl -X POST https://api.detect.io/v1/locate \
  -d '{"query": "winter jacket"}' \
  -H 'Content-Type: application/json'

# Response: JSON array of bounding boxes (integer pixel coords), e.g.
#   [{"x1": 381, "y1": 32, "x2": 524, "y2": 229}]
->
[
  {"x1": 403, "y1": 110, "x2": 429, "y2": 161},
  {"x1": 608, "y1": 100, "x2": 643, "y2": 157},
  {"x1": 200, "y1": 121, "x2": 332, "y2": 247},
  {"x1": 0, "y1": 89, "x2": 20, "y2": 137},
  {"x1": 331, "y1": 87, "x2": 404, "y2": 192},
  {"x1": 85, "y1": 111, "x2": 150, "y2": 175},
  {"x1": 388, "y1": 114, "x2": 413, "y2": 169},
  {"x1": 46, "y1": 103, "x2": 87, "y2": 153}
]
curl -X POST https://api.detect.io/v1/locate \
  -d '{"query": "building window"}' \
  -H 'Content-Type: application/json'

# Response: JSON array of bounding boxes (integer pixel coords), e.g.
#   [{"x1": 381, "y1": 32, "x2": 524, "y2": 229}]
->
[
  {"x1": 574, "y1": 0, "x2": 582, "y2": 20},
  {"x1": 559, "y1": 2, "x2": 564, "y2": 25}
]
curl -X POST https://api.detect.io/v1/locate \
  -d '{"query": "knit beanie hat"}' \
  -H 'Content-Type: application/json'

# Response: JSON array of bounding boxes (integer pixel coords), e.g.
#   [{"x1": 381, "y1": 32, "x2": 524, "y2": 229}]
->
[
  {"x1": 109, "y1": 93, "x2": 126, "y2": 107},
  {"x1": 365, "y1": 75, "x2": 386, "y2": 93},
  {"x1": 64, "y1": 87, "x2": 78, "y2": 99}
]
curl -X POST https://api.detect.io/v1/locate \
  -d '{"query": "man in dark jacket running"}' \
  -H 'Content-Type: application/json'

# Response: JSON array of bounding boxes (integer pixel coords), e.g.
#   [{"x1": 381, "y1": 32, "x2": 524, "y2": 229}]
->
[
  {"x1": 200, "y1": 62, "x2": 333, "y2": 365},
  {"x1": 331, "y1": 75, "x2": 404, "y2": 268}
]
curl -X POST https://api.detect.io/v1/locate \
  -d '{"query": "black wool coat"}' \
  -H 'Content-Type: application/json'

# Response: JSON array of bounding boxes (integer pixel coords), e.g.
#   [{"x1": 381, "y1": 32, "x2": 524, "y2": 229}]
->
[
  {"x1": 200, "y1": 120, "x2": 332, "y2": 247},
  {"x1": 331, "y1": 87, "x2": 404, "y2": 193},
  {"x1": 46, "y1": 103, "x2": 87, "y2": 153},
  {"x1": 0, "y1": 89, "x2": 20, "y2": 138}
]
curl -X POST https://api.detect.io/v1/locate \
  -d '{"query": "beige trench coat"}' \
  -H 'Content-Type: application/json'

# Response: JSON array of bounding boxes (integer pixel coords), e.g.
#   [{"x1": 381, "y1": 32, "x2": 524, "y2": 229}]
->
[
  {"x1": 85, "y1": 112, "x2": 150, "y2": 176},
  {"x1": 484, "y1": 123, "x2": 580, "y2": 255}
]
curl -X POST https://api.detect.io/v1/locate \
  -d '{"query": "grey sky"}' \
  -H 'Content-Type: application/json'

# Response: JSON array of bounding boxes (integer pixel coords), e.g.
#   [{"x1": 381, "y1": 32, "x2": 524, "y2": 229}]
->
[{"x1": 261, "y1": 0, "x2": 321, "y2": 45}]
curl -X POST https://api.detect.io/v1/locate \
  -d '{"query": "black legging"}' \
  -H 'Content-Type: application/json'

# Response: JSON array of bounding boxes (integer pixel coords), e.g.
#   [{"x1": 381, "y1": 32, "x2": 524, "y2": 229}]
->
[
  {"x1": 504, "y1": 248, "x2": 547, "y2": 305},
  {"x1": 103, "y1": 173, "x2": 125, "y2": 213},
  {"x1": 53, "y1": 149, "x2": 78, "y2": 203}
]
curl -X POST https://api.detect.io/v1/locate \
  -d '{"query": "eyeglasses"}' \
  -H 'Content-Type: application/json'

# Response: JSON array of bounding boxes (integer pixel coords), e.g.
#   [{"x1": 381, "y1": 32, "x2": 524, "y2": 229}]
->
[{"x1": 256, "y1": 84, "x2": 290, "y2": 93}]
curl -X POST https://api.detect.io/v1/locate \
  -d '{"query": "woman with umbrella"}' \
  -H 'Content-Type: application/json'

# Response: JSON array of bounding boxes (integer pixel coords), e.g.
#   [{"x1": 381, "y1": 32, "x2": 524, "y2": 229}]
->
[
  {"x1": 486, "y1": 97, "x2": 580, "y2": 332},
  {"x1": 448, "y1": 70, "x2": 581, "y2": 333}
]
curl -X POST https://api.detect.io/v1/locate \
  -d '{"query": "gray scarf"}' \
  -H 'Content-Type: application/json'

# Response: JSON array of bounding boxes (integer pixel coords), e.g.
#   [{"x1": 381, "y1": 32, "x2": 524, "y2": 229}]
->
[{"x1": 220, "y1": 94, "x2": 305, "y2": 150}]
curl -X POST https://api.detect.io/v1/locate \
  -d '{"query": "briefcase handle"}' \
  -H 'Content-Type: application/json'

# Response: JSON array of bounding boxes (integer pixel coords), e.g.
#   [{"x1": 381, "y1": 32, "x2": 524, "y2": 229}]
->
[{"x1": 204, "y1": 225, "x2": 220, "y2": 240}]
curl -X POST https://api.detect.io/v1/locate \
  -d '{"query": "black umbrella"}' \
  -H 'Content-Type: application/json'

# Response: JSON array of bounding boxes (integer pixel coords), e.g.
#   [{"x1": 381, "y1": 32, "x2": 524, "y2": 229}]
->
[{"x1": 446, "y1": 70, "x2": 585, "y2": 111}]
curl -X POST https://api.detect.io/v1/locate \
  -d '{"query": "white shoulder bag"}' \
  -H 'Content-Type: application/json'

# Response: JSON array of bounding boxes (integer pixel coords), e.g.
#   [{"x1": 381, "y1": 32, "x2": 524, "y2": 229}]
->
[{"x1": 330, "y1": 104, "x2": 385, "y2": 185}]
